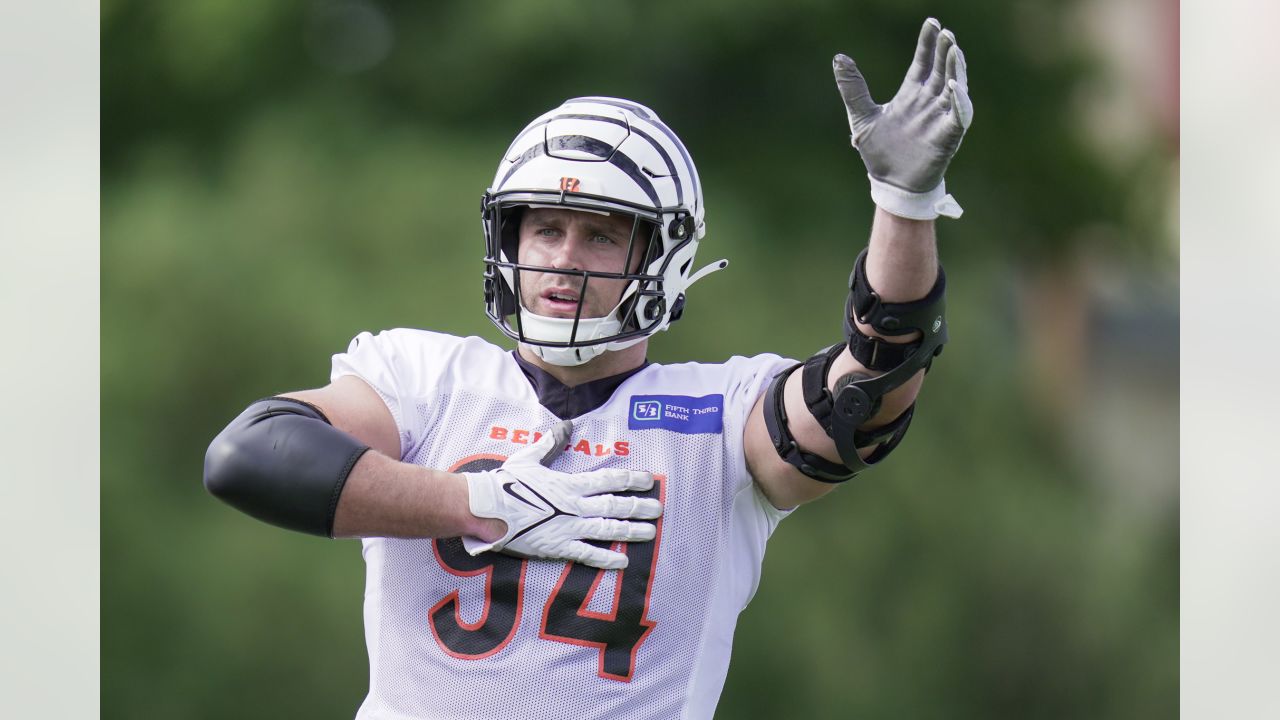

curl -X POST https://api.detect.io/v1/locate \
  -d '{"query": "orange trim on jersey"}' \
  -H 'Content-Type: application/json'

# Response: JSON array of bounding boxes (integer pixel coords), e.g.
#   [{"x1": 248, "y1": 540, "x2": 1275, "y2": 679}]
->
[
  {"x1": 537, "y1": 474, "x2": 667, "y2": 682},
  {"x1": 618, "y1": 473, "x2": 664, "y2": 682},
  {"x1": 448, "y1": 453, "x2": 508, "y2": 470},
  {"x1": 627, "y1": 473, "x2": 666, "y2": 677},
  {"x1": 426, "y1": 453, "x2": 523, "y2": 661},
  {"x1": 577, "y1": 542, "x2": 626, "y2": 622},
  {"x1": 427, "y1": 540, "x2": 528, "y2": 661}
]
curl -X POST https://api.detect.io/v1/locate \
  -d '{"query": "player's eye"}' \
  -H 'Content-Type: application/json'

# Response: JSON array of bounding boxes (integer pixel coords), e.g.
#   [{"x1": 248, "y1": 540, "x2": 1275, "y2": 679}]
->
[{"x1": 591, "y1": 234, "x2": 617, "y2": 245}]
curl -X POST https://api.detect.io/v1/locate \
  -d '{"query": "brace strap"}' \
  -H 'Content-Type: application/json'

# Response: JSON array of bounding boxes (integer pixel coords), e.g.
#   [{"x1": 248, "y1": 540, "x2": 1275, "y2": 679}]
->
[
  {"x1": 763, "y1": 354, "x2": 921, "y2": 483},
  {"x1": 844, "y1": 248, "x2": 947, "y2": 366},
  {"x1": 763, "y1": 363, "x2": 859, "y2": 483},
  {"x1": 760, "y1": 250, "x2": 948, "y2": 483}
]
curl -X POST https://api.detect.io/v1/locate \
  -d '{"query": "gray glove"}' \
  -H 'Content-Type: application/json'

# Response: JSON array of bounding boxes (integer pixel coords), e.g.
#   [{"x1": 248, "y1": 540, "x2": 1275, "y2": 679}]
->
[
  {"x1": 462, "y1": 419, "x2": 661, "y2": 570},
  {"x1": 833, "y1": 17, "x2": 973, "y2": 219}
]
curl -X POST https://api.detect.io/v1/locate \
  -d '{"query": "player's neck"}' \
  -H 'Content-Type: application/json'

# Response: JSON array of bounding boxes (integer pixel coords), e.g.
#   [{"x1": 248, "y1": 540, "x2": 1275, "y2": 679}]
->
[{"x1": 517, "y1": 341, "x2": 648, "y2": 388}]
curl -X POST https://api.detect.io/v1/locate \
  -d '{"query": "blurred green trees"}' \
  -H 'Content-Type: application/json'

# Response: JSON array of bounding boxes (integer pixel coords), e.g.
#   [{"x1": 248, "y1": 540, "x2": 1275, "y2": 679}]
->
[{"x1": 103, "y1": 1, "x2": 1176, "y2": 717}]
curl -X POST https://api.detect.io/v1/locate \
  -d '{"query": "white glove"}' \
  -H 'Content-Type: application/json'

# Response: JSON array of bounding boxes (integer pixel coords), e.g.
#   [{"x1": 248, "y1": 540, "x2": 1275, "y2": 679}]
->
[
  {"x1": 833, "y1": 17, "x2": 974, "y2": 220},
  {"x1": 461, "y1": 420, "x2": 661, "y2": 570}
]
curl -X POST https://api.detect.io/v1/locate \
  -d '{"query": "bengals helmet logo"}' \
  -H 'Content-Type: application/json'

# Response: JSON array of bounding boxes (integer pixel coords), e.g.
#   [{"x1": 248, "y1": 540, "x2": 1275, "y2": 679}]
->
[{"x1": 559, "y1": 177, "x2": 581, "y2": 192}]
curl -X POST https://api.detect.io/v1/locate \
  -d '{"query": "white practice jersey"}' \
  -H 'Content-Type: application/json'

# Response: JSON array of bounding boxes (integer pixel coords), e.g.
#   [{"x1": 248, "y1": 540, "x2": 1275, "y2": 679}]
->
[{"x1": 331, "y1": 329, "x2": 796, "y2": 720}]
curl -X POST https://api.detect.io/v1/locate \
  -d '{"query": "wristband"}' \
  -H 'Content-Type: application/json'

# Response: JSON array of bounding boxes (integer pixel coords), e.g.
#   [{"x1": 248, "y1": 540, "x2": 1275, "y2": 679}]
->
[{"x1": 867, "y1": 175, "x2": 963, "y2": 220}]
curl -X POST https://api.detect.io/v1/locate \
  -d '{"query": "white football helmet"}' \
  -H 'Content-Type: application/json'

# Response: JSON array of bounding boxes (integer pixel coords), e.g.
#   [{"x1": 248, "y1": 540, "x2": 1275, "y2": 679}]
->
[{"x1": 482, "y1": 97, "x2": 726, "y2": 366}]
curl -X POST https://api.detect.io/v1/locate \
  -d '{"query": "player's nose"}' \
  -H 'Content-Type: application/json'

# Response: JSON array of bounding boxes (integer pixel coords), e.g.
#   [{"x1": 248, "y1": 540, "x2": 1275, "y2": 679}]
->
[{"x1": 547, "y1": 230, "x2": 589, "y2": 270}]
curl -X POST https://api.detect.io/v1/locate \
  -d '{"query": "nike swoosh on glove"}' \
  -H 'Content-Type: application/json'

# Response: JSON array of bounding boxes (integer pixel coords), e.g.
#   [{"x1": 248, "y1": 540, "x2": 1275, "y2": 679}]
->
[
  {"x1": 834, "y1": 17, "x2": 974, "y2": 219},
  {"x1": 462, "y1": 419, "x2": 661, "y2": 570}
]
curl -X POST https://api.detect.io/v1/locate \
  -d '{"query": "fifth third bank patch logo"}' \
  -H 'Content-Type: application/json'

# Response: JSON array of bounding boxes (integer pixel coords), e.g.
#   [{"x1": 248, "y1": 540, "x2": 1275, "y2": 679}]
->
[
  {"x1": 628, "y1": 394, "x2": 724, "y2": 434},
  {"x1": 632, "y1": 400, "x2": 662, "y2": 421}
]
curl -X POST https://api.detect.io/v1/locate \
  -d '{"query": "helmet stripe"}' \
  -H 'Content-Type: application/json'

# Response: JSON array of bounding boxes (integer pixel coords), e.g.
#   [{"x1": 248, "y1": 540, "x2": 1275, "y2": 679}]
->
[
  {"x1": 536, "y1": 113, "x2": 682, "y2": 205},
  {"x1": 601, "y1": 146, "x2": 662, "y2": 207},
  {"x1": 498, "y1": 135, "x2": 661, "y2": 208},
  {"x1": 568, "y1": 97, "x2": 700, "y2": 201},
  {"x1": 570, "y1": 96, "x2": 654, "y2": 121},
  {"x1": 497, "y1": 142, "x2": 546, "y2": 188}
]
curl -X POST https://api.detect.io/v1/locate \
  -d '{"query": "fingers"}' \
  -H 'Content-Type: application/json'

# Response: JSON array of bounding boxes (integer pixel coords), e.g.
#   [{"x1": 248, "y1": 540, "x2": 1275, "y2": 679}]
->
[
  {"x1": 934, "y1": 29, "x2": 971, "y2": 131},
  {"x1": 574, "y1": 468, "x2": 654, "y2": 495},
  {"x1": 944, "y1": 43, "x2": 967, "y2": 92},
  {"x1": 948, "y1": 78, "x2": 974, "y2": 130},
  {"x1": 578, "y1": 494, "x2": 663, "y2": 520},
  {"x1": 926, "y1": 29, "x2": 956, "y2": 96},
  {"x1": 577, "y1": 517, "x2": 657, "y2": 544},
  {"x1": 907, "y1": 17, "x2": 943, "y2": 83},
  {"x1": 832, "y1": 53, "x2": 878, "y2": 121},
  {"x1": 944, "y1": 44, "x2": 958, "y2": 92},
  {"x1": 565, "y1": 541, "x2": 629, "y2": 570}
]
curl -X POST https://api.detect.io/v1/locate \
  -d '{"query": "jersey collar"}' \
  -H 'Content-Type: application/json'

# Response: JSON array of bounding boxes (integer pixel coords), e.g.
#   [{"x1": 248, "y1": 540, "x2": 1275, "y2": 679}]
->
[{"x1": 510, "y1": 351, "x2": 650, "y2": 420}]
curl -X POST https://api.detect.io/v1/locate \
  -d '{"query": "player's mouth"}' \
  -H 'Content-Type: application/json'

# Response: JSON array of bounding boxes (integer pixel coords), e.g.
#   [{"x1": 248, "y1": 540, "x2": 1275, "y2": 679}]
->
[{"x1": 540, "y1": 287, "x2": 583, "y2": 317}]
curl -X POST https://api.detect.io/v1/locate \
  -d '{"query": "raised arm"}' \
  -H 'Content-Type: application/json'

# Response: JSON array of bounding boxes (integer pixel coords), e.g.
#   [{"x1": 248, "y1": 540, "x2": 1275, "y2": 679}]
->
[{"x1": 746, "y1": 18, "x2": 972, "y2": 509}]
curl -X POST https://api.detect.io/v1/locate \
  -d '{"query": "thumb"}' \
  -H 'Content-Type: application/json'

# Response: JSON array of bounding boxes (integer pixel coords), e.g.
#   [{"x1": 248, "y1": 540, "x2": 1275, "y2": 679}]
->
[
  {"x1": 508, "y1": 419, "x2": 572, "y2": 466},
  {"x1": 833, "y1": 54, "x2": 878, "y2": 121}
]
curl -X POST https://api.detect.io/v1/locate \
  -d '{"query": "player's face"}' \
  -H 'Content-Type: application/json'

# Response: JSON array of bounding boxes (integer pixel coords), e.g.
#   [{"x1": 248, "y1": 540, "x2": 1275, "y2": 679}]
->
[{"x1": 517, "y1": 207, "x2": 648, "y2": 320}]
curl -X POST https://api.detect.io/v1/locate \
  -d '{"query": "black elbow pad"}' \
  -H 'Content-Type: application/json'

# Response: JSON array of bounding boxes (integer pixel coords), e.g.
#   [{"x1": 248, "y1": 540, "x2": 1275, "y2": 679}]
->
[{"x1": 204, "y1": 397, "x2": 370, "y2": 537}]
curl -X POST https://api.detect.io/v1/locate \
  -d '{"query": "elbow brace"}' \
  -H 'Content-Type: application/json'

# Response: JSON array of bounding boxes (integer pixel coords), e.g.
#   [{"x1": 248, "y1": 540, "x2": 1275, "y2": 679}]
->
[
  {"x1": 203, "y1": 397, "x2": 370, "y2": 537},
  {"x1": 762, "y1": 249, "x2": 946, "y2": 482}
]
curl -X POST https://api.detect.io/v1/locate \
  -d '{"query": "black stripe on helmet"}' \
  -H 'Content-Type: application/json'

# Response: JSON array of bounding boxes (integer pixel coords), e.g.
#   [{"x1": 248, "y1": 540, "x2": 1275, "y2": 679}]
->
[
  {"x1": 546, "y1": 133, "x2": 614, "y2": 159},
  {"x1": 498, "y1": 142, "x2": 547, "y2": 189},
  {"x1": 536, "y1": 113, "x2": 682, "y2": 205},
  {"x1": 570, "y1": 96, "x2": 654, "y2": 121},
  {"x1": 606, "y1": 150, "x2": 662, "y2": 208},
  {"x1": 499, "y1": 134, "x2": 661, "y2": 208},
  {"x1": 547, "y1": 136, "x2": 661, "y2": 207},
  {"x1": 568, "y1": 98, "x2": 699, "y2": 198}
]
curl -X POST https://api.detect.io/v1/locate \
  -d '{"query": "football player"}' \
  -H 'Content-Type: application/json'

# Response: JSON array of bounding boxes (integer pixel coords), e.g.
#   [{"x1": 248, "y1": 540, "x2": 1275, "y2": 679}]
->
[{"x1": 205, "y1": 18, "x2": 970, "y2": 719}]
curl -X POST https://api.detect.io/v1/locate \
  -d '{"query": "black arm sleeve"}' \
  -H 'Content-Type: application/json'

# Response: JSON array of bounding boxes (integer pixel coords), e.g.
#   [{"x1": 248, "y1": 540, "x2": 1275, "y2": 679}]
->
[{"x1": 203, "y1": 397, "x2": 371, "y2": 537}]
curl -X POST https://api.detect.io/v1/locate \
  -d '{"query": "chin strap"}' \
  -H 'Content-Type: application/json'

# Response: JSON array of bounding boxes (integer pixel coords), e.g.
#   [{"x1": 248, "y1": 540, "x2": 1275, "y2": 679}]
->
[{"x1": 527, "y1": 343, "x2": 600, "y2": 367}]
